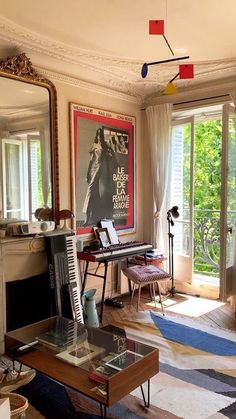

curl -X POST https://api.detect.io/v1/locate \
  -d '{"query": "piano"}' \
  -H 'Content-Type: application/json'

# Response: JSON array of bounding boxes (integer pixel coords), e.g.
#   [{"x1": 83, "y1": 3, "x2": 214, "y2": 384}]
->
[
  {"x1": 78, "y1": 240, "x2": 153, "y2": 322},
  {"x1": 77, "y1": 241, "x2": 153, "y2": 262},
  {"x1": 44, "y1": 232, "x2": 84, "y2": 324}
]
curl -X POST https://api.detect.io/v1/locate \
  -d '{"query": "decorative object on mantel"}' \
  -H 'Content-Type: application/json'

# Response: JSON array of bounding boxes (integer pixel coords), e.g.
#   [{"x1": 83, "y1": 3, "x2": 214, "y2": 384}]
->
[
  {"x1": 141, "y1": 19, "x2": 195, "y2": 94},
  {"x1": 35, "y1": 207, "x2": 53, "y2": 221},
  {"x1": 35, "y1": 208, "x2": 74, "y2": 231},
  {"x1": 56, "y1": 209, "x2": 75, "y2": 231}
]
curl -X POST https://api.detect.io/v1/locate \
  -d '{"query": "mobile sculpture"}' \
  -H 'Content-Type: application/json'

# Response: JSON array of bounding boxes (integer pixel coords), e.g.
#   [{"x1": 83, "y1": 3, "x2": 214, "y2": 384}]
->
[{"x1": 141, "y1": 20, "x2": 194, "y2": 94}]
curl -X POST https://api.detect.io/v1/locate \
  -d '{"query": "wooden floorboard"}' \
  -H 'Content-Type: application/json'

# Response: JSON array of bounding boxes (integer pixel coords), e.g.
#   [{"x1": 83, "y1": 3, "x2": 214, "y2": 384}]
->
[{"x1": 100, "y1": 290, "x2": 236, "y2": 332}]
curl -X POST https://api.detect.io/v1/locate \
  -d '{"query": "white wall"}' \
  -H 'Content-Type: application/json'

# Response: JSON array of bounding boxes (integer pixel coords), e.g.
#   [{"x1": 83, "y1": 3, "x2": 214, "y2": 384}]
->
[
  {"x1": 53, "y1": 79, "x2": 143, "y2": 241},
  {"x1": 52, "y1": 79, "x2": 144, "y2": 300}
]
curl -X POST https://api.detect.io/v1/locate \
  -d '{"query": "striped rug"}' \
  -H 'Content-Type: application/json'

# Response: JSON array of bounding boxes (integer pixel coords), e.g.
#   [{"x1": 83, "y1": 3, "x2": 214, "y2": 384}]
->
[{"x1": 115, "y1": 311, "x2": 236, "y2": 419}]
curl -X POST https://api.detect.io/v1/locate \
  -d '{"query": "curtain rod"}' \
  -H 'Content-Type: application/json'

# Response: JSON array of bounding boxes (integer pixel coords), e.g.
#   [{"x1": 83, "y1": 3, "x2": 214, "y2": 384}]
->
[{"x1": 141, "y1": 94, "x2": 231, "y2": 111}]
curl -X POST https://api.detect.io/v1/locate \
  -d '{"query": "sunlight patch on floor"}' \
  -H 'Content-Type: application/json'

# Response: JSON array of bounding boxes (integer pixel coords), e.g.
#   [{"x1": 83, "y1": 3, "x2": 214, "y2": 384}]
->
[{"x1": 146, "y1": 294, "x2": 226, "y2": 317}]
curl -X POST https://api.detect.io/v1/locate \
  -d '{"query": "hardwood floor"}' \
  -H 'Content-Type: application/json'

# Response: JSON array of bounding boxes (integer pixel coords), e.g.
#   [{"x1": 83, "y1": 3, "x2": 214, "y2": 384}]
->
[{"x1": 101, "y1": 290, "x2": 236, "y2": 332}]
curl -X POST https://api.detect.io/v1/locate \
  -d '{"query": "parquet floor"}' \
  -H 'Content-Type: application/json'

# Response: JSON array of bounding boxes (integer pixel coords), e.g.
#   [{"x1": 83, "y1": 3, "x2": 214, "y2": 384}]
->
[{"x1": 101, "y1": 290, "x2": 236, "y2": 332}]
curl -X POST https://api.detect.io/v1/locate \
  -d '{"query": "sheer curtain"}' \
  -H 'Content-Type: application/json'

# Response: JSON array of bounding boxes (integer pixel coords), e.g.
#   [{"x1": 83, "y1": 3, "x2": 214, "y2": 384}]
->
[
  {"x1": 146, "y1": 103, "x2": 173, "y2": 251},
  {"x1": 39, "y1": 124, "x2": 51, "y2": 207}
]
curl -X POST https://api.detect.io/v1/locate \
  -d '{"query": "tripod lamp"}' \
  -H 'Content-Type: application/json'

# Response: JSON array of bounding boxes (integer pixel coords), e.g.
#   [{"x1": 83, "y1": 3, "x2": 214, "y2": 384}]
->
[{"x1": 167, "y1": 206, "x2": 180, "y2": 296}]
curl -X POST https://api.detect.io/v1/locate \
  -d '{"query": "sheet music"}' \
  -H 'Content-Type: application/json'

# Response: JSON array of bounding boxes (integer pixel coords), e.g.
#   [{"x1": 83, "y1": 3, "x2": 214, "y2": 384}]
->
[{"x1": 100, "y1": 219, "x2": 119, "y2": 245}]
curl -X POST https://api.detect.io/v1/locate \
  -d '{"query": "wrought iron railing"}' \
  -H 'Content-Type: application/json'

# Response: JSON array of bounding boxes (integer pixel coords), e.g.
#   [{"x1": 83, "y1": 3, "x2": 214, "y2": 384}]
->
[
  {"x1": 173, "y1": 209, "x2": 235, "y2": 278},
  {"x1": 194, "y1": 209, "x2": 235, "y2": 277}
]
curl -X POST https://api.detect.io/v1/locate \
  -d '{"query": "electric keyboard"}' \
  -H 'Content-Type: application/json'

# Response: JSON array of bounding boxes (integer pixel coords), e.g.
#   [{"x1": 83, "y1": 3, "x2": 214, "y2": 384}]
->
[
  {"x1": 44, "y1": 232, "x2": 83, "y2": 323},
  {"x1": 77, "y1": 241, "x2": 153, "y2": 262}
]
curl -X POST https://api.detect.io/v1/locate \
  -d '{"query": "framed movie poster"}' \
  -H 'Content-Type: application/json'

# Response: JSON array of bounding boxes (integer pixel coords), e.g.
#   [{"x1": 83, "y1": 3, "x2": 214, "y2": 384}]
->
[{"x1": 70, "y1": 103, "x2": 135, "y2": 236}]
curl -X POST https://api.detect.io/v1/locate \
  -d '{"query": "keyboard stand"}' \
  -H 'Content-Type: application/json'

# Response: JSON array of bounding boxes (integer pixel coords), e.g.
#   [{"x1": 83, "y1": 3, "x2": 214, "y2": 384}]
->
[
  {"x1": 78, "y1": 246, "x2": 151, "y2": 323},
  {"x1": 81, "y1": 260, "x2": 108, "y2": 322}
]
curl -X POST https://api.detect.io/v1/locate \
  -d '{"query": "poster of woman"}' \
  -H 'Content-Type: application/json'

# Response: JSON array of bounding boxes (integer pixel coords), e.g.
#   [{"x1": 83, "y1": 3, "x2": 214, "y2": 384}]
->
[{"x1": 70, "y1": 103, "x2": 135, "y2": 236}]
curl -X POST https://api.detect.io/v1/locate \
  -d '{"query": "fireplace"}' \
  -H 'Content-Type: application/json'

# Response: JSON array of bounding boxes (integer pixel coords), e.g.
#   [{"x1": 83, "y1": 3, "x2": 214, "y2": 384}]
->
[
  {"x1": 5, "y1": 274, "x2": 53, "y2": 332},
  {"x1": 0, "y1": 236, "x2": 49, "y2": 353}
]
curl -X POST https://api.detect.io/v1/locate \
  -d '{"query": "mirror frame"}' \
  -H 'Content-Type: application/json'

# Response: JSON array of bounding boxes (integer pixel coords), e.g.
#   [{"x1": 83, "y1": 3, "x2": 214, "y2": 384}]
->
[{"x1": 0, "y1": 52, "x2": 59, "y2": 220}]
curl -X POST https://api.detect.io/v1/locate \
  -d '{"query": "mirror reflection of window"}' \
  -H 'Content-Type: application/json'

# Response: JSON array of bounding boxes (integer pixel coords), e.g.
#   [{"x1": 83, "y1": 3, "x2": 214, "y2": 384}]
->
[
  {"x1": 0, "y1": 75, "x2": 51, "y2": 222},
  {"x1": 2, "y1": 139, "x2": 24, "y2": 219},
  {"x1": 1, "y1": 131, "x2": 51, "y2": 221}
]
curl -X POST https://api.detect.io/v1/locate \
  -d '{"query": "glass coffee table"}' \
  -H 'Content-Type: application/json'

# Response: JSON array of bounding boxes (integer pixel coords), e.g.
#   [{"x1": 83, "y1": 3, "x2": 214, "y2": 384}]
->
[{"x1": 5, "y1": 316, "x2": 159, "y2": 418}]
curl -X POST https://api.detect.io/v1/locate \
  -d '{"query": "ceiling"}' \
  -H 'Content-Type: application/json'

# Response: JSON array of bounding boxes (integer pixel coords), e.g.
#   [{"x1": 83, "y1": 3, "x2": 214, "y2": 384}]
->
[{"x1": 0, "y1": 0, "x2": 236, "y2": 102}]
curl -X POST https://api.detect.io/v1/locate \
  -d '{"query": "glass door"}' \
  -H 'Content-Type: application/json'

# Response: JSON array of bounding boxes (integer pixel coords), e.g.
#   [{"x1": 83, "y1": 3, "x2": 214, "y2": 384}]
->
[
  {"x1": 221, "y1": 104, "x2": 236, "y2": 301},
  {"x1": 169, "y1": 118, "x2": 194, "y2": 284}
]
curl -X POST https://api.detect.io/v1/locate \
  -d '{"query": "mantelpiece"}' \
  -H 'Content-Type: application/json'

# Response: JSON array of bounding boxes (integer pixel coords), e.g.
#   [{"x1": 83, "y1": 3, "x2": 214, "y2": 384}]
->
[{"x1": 0, "y1": 236, "x2": 47, "y2": 354}]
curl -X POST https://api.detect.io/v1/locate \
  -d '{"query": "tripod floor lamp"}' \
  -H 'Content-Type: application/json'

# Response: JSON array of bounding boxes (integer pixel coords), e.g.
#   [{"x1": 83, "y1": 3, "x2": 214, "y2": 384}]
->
[{"x1": 167, "y1": 206, "x2": 180, "y2": 296}]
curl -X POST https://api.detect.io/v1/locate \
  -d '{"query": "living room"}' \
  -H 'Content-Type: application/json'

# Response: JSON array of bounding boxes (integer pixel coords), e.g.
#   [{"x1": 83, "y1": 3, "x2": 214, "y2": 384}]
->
[{"x1": 0, "y1": 1, "x2": 235, "y2": 417}]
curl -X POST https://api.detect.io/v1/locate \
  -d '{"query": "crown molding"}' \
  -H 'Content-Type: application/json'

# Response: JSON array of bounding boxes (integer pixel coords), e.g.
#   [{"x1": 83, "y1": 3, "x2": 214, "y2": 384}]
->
[
  {"x1": 35, "y1": 66, "x2": 141, "y2": 104},
  {"x1": 0, "y1": 16, "x2": 144, "y2": 100},
  {"x1": 1, "y1": 16, "x2": 236, "y2": 103},
  {"x1": 0, "y1": 16, "x2": 139, "y2": 67}
]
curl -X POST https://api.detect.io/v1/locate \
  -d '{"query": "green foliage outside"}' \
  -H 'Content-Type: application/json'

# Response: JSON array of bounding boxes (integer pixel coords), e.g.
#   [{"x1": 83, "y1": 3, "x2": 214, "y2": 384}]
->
[{"x1": 183, "y1": 117, "x2": 236, "y2": 276}]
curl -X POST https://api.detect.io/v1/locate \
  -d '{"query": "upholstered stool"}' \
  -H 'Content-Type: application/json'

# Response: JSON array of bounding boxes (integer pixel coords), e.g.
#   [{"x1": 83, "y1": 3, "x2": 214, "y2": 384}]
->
[{"x1": 122, "y1": 264, "x2": 170, "y2": 314}]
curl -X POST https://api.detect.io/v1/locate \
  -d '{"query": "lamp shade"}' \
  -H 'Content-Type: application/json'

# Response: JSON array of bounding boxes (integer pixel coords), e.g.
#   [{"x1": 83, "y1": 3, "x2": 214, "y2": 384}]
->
[{"x1": 168, "y1": 206, "x2": 179, "y2": 218}]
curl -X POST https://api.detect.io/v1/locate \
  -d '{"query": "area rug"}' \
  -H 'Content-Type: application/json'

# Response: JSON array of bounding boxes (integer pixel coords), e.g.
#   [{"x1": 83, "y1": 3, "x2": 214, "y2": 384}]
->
[
  {"x1": 114, "y1": 311, "x2": 236, "y2": 419},
  {"x1": 18, "y1": 372, "x2": 177, "y2": 418},
  {"x1": 17, "y1": 313, "x2": 236, "y2": 419}
]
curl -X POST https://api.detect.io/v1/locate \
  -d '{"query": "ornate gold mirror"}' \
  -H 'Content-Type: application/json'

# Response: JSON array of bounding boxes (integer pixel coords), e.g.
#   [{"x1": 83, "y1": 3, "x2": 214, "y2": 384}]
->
[{"x1": 0, "y1": 53, "x2": 59, "y2": 222}]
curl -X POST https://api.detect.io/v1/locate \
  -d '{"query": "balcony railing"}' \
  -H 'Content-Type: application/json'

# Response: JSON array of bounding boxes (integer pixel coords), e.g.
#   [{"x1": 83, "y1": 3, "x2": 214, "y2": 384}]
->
[
  {"x1": 194, "y1": 209, "x2": 235, "y2": 277},
  {"x1": 173, "y1": 209, "x2": 235, "y2": 279}
]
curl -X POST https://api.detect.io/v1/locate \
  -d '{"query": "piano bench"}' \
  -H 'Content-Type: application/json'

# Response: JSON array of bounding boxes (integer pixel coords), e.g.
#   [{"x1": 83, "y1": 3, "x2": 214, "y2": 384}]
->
[{"x1": 122, "y1": 265, "x2": 170, "y2": 314}]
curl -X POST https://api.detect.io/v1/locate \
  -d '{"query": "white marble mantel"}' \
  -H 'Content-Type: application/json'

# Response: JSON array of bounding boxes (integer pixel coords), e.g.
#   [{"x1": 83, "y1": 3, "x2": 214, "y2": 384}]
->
[{"x1": 0, "y1": 236, "x2": 48, "y2": 354}]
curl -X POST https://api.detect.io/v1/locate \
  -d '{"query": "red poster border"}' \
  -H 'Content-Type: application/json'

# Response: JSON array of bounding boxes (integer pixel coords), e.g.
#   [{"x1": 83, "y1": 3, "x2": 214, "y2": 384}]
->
[{"x1": 70, "y1": 104, "x2": 135, "y2": 236}]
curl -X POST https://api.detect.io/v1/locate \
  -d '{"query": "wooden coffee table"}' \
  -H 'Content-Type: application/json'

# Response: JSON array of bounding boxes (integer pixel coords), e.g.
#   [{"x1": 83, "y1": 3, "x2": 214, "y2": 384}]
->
[{"x1": 4, "y1": 316, "x2": 159, "y2": 418}]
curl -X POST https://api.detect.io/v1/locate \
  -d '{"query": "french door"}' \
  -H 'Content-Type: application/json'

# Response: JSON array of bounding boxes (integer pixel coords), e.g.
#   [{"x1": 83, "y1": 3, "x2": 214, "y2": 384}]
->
[
  {"x1": 169, "y1": 104, "x2": 236, "y2": 299},
  {"x1": 169, "y1": 118, "x2": 194, "y2": 285},
  {"x1": 221, "y1": 104, "x2": 236, "y2": 301}
]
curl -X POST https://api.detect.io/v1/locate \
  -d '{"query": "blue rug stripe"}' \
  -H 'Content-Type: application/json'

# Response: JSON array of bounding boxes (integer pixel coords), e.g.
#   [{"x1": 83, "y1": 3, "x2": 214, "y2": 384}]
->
[
  {"x1": 196, "y1": 369, "x2": 236, "y2": 388},
  {"x1": 160, "y1": 363, "x2": 236, "y2": 393},
  {"x1": 151, "y1": 312, "x2": 236, "y2": 356}
]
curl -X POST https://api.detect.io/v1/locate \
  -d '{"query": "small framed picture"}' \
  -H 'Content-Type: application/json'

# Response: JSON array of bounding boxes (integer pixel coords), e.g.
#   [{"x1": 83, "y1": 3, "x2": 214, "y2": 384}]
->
[
  {"x1": 105, "y1": 350, "x2": 143, "y2": 371},
  {"x1": 96, "y1": 228, "x2": 111, "y2": 248},
  {"x1": 56, "y1": 342, "x2": 105, "y2": 366}
]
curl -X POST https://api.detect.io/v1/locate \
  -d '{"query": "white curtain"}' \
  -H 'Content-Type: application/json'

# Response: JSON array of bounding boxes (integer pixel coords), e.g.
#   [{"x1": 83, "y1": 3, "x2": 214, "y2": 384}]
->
[
  {"x1": 146, "y1": 103, "x2": 173, "y2": 250},
  {"x1": 40, "y1": 124, "x2": 51, "y2": 207}
]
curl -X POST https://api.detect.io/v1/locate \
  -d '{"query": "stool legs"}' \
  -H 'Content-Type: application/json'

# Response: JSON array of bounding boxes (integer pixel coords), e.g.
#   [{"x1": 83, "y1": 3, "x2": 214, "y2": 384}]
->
[
  {"x1": 131, "y1": 282, "x2": 136, "y2": 304},
  {"x1": 130, "y1": 280, "x2": 165, "y2": 315},
  {"x1": 152, "y1": 283, "x2": 157, "y2": 308},
  {"x1": 137, "y1": 284, "x2": 141, "y2": 311},
  {"x1": 156, "y1": 282, "x2": 165, "y2": 316}
]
